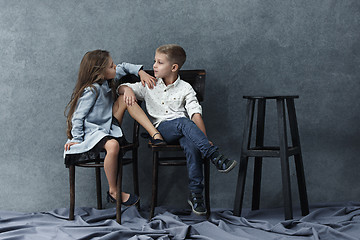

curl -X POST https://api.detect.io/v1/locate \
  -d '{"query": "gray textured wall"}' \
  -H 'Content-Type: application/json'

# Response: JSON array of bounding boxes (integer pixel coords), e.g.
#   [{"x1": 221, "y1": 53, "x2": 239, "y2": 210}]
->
[{"x1": 0, "y1": 0, "x2": 359, "y2": 213}]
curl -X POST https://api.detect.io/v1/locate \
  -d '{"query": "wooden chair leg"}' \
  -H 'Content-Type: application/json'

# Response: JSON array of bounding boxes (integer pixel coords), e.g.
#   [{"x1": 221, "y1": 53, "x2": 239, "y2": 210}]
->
[
  {"x1": 116, "y1": 157, "x2": 123, "y2": 224},
  {"x1": 252, "y1": 99, "x2": 266, "y2": 211},
  {"x1": 234, "y1": 99, "x2": 255, "y2": 216},
  {"x1": 95, "y1": 165, "x2": 102, "y2": 209},
  {"x1": 277, "y1": 99, "x2": 293, "y2": 220},
  {"x1": 69, "y1": 165, "x2": 75, "y2": 220},
  {"x1": 204, "y1": 158, "x2": 210, "y2": 218},
  {"x1": 150, "y1": 151, "x2": 159, "y2": 220},
  {"x1": 132, "y1": 149, "x2": 140, "y2": 209}
]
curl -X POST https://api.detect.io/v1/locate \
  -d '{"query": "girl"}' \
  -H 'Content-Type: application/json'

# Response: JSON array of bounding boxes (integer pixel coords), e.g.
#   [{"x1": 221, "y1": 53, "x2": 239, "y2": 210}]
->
[{"x1": 64, "y1": 50, "x2": 165, "y2": 206}]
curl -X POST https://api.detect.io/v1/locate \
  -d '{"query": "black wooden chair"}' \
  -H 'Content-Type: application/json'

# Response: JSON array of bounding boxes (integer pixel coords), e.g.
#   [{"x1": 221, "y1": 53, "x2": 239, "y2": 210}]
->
[
  {"x1": 144, "y1": 70, "x2": 210, "y2": 219},
  {"x1": 65, "y1": 75, "x2": 141, "y2": 224}
]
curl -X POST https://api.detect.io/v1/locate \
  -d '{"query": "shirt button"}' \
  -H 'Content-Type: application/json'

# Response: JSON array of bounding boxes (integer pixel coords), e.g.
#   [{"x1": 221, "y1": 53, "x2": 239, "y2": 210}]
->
[
  {"x1": 165, "y1": 111, "x2": 168, "y2": 113},
  {"x1": 164, "y1": 90, "x2": 166, "y2": 92}
]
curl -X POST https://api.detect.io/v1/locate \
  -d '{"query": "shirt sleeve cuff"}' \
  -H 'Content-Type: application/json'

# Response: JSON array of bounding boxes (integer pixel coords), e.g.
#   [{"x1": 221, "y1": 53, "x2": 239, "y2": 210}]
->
[{"x1": 188, "y1": 109, "x2": 202, "y2": 119}]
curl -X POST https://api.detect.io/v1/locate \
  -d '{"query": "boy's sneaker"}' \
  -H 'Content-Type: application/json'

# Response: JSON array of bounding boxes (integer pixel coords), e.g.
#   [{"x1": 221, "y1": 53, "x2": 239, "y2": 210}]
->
[
  {"x1": 187, "y1": 192, "x2": 207, "y2": 215},
  {"x1": 210, "y1": 151, "x2": 237, "y2": 173}
]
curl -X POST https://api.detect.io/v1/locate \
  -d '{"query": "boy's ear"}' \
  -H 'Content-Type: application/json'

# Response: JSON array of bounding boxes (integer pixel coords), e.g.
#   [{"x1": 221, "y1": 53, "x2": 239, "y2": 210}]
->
[{"x1": 171, "y1": 64, "x2": 179, "y2": 72}]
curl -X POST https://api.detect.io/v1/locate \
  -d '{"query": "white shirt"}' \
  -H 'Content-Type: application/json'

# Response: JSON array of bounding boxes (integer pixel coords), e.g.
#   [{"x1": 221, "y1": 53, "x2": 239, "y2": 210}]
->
[{"x1": 121, "y1": 75, "x2": 202, "y2": 128}]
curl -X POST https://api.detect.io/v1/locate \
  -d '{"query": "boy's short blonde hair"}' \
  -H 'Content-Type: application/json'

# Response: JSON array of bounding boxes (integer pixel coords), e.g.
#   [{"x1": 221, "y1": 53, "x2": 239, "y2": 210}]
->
[{"x1": 156, "y1": 44, "x2": 186, "y2": 69}]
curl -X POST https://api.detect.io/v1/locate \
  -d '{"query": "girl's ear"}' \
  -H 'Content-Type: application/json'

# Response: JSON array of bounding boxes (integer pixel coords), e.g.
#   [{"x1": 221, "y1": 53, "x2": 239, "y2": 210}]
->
[{"x1": 172, "y1": 64, "x2": 179, "y2": 72}]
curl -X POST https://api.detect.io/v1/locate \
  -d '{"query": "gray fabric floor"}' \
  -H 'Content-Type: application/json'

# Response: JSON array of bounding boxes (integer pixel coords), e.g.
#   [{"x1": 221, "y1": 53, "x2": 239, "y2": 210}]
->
[{"x1": 1, "y1": 202, "x2": 360, "y2": 239}]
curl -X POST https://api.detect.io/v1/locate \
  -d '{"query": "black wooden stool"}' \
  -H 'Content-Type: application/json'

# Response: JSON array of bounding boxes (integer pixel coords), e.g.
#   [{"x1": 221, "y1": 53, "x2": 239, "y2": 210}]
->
[{"x1": 233, "y1": 96, "x2": 309, "y2": 220}]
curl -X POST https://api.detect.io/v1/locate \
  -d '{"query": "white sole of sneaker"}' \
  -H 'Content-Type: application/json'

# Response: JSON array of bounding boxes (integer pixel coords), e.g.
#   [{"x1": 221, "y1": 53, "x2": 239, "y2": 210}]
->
[
  {"x1": 187, "y1": 199, "x2": 207, "y2": 215},
  {"x1": 218, "y1": 160, "x2": 238, "y2": 173}
]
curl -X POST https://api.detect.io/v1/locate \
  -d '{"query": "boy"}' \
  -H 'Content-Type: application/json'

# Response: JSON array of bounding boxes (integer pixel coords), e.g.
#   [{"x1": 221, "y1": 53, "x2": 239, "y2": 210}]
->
[{"x1": 117, "y1": 44, "x2": 237, "y2": 215}]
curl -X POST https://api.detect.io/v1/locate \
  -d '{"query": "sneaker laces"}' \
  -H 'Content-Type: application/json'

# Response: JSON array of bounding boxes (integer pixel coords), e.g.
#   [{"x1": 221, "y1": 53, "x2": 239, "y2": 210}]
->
[
  {"x1": 191, "y1": 193, "x2": 204, "y2": 204},
  {"x1": 212, "y1": 154, "x2": 228, "y2": 169}
]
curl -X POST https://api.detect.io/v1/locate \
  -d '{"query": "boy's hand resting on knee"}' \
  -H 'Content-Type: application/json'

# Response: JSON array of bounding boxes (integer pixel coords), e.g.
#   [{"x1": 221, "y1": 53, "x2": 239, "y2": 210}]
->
[
  {"x1": 123, "y1": 87, "x2": 137, "y2": 106},
  {"x1": 138, "y1": 70, "x2": 157, "y2": 89}
]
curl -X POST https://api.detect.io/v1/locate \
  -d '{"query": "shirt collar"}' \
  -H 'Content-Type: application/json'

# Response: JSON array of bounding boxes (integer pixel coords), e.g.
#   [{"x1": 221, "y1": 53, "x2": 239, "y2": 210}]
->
[{"x1": 158, "y1": 75, "x2": 180, "y2": 88}]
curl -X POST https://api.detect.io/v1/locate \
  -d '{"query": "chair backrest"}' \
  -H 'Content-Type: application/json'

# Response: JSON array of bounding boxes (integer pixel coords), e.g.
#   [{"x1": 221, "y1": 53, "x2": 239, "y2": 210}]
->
[{"x1": 118, "y1": 70, "x2": 206, "y2": 102}]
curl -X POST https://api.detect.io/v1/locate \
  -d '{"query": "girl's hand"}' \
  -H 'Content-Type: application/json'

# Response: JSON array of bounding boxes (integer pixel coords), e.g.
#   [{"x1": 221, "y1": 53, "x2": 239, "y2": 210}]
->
[
  {"x1": 64, "y1": 142, "x2": 79, "y2": 151},
  {"x1": 138, "y1": 70, "x2": 157, "y2": 89},
  {"x1": 124, "y1": 87, "x2": 137, "y2": 106}
]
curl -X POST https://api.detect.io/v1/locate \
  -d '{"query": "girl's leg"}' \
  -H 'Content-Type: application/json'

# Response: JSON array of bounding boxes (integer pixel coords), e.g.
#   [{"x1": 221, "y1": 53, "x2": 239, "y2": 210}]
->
[
  {"x1": 113, "y1": 97, "x2": 163, "y2": 140},
  {"x1": 103, "y1": 138, "x2": 130, "y2": 202}
]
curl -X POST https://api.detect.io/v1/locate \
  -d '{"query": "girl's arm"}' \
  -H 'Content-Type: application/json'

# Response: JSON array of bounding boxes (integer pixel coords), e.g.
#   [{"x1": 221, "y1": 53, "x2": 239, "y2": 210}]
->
[
  {"x1": 69, "y1": 86, "x2": 98, "y2": 142},
  {"x1": 116, "y1": 63, "x2": 157, "y2": 88},
  {"x1": 138, "y1": 69, "x2": 157, "y2": 88}
]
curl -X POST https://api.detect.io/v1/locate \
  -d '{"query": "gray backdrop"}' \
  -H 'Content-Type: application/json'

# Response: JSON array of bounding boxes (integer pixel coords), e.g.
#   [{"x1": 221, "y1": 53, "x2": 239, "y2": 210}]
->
[{"x1": 0, "y1": 0, "x2": 359, "y2": 213}]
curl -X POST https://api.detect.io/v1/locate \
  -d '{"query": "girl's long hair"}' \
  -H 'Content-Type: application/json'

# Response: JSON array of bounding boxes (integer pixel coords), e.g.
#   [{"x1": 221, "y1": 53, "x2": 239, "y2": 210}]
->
[{"x1": 64, "y1": 50, "x2": 110, "y2": 139}]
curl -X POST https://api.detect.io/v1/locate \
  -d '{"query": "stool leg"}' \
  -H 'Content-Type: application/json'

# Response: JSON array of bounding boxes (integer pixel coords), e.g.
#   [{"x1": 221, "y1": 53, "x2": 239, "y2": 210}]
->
[
  {"x1": 204, "y1": 158, "x2": 211, "y2": 218},
  {"x1": 132, "y1": 148, "x2": 140, "y2": 209},
  {"x1": 277, "y1": 99, "x2": 293, "y2": 220},
  {"x1": 234, "y1": 156, "x2": 250, "y2": 216},
  {"x1": 69, "y1": 165, "x2": 75, "y2": 220},
  {"x1": 252, "y1": 99, "x2": 266, "y2": 211},
  {"x1": 116, "y1": 156, "x2": 123, "y2": 224},
  {"x1": 95, "y1": 165, "x2": 102, "y2": 209},
  {"x1": 150, "y1": 151, "x2": 159, "y2": 220},
  {"x1": 286, "y1": 99, "x2": 309, "y2": 216},
  {"x1": 234, "y1": 99, "x2": 255, "y2": 216}
]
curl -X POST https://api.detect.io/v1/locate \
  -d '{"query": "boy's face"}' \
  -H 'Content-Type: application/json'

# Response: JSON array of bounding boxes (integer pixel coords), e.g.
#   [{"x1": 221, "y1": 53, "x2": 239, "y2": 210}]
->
[
  {"x1": 103, "y1": 56, "x2": 116, "y2": 80},
  {"x1": 153, "y1": 51, "x2": 175, "y2": 79}
]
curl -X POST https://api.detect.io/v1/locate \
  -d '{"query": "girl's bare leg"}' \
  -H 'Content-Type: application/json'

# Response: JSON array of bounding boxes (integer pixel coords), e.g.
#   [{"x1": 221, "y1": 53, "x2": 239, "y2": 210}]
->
[
  {"x1": 113, "y1": 97, "x2": 164, "y2": 140},
  {"x1": 103, "y1": 139, "x2": 130, "y2": 202}
]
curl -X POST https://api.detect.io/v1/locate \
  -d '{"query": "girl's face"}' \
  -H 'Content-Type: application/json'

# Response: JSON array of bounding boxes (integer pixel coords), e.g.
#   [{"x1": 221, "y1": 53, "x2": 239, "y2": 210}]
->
[{"x1": 103, "y1": 56, "x2": 116, "y2": 80}]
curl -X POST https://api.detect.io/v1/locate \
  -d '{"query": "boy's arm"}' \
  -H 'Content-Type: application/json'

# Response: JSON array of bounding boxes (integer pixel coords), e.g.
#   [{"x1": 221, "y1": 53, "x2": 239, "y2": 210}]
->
[
  {"x1": 118, "y1": 85, "x2": 137, "y2": 106},
  {"x1": 191, "y1": 113, "x2": 207, "y2": 136},
  {"x1": 192, "y1": 113, "x2": 213, "y2": 145}
]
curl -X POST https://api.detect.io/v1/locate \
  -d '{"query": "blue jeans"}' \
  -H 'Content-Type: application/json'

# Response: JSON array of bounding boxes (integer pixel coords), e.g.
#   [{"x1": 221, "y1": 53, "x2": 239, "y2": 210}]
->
[{"x1": 157, "y1": 117, "x2": 218, "y2": 193}]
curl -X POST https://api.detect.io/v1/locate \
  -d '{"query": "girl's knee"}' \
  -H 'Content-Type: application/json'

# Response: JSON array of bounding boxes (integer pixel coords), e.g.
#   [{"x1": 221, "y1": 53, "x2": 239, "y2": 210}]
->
[{"x1": 105, "y1": 139, "x2": 120, "y2": 154}]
